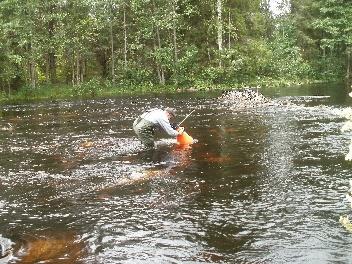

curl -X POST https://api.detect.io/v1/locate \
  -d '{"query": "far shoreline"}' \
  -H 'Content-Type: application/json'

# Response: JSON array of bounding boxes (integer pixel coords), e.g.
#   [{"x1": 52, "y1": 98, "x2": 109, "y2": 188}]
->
[{"x1": 0, "y1": 78, "x2": 338, "y2": 105}]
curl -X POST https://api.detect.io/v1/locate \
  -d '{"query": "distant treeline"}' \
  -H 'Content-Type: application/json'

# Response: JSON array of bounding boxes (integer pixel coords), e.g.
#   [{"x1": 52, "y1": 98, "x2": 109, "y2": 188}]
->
[{"x1": 0, "y1": 0, "x2": 351, "y2": 94}]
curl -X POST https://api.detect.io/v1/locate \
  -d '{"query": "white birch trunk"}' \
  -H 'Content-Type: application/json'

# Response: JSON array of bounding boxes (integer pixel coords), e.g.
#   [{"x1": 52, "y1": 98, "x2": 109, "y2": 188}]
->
[
  {"x1": 347, "y1": 49, "x2": 351, "y2": 86},
  {"x1": 76, "y1": 52, "x2": 80, "y2": 85},
  {"x1": 81, "y1": 58, "x2": 85, "y2": 83},
  {"x1": 216, "y1": 0, "x2": 223, "y2": 68},
  {"x1": 110, "y1": 19, "x2": 115, "y2": 84},
  {"x1": 156, "y1": 26, "x2": 165, "y2": 85},
  {"x1": 152, "y1": 0, "x2": 165, "y2": 85},
  {"x1": 172, "y1": 0, "x2": 178, "y2": 84},
  {"x1": 228, "y1": 10, "x2": 231, "y2": 49},
  {"x1": 72, "y1": 54, "x2": 75, "y2": 86},
  {"x1": 123, "y1": 6, "x2": 127, "y2": 69}
]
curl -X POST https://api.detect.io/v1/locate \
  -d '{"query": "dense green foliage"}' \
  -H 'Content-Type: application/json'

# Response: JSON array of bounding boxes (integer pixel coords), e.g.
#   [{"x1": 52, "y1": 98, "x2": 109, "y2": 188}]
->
[
  {"x1": 291, "y1": 0, "x2": 352, "y2": 82},
  {"x1": 0, "y1": 0, "x2": 350, "y2": 99}
]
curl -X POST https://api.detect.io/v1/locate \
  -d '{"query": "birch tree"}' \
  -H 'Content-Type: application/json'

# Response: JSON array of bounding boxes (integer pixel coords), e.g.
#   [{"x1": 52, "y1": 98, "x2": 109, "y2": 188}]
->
[{"x1": 216, "y1": 0, "x2": 223, "y2": 68}]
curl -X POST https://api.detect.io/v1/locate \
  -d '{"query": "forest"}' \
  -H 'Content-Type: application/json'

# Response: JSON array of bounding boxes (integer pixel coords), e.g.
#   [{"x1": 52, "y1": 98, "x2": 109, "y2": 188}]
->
[{"x1": 0, "y1": 0, "x2": 351, "y2": 98}]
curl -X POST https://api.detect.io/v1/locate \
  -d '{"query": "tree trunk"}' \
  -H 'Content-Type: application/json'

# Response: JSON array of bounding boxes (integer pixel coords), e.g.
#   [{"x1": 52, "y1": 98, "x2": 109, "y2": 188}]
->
[
  {"x1": 28, "y1": 40, "x2": 36, "y2": 88},
  {"x1": 31, "y1": 62, "x2": 36, "y2": 88},
  {"x1": 76, "y1": 52, "x2": 80, "y2": 85},
  {"x1": 172, "y1": 0, "x2": 178, "y2": 84},
  {"x1": 152, "y1": 0, "x2": 165, "y2": 85},
  {"x1": 7, "y1": 80, "x2": 11, "y2": 96},
  {"x1": 347, "y1": 49, "x2": 351, "y2": 88},
  {"x1": 81, "y1": 58, "x2": 85, "y2": 83},
  {"x1": 228, "y1": 10, "x2": 231, "y2": 49},
  {"x1": 72, "y1": 55, "x2": 75, "y2": 86},
  {"x1": 49, "y1": 51, "x2": 56, "y2": 83},
  {"x1": 156, "y1": 26, "x2": 165, "y2": 85},
  {"x1": 30, "y1": 59, "x2": 36, "y2": 88},
  {"x1": 206, "y1": 36, "x2": 211, "y2": 62},
  {"x1": 48, "y1": 19, "x2": 56, "y2": 83},
  {"x1": 123, "y1": 5, "x2": 128, "y2": 70},
  {"x1": 216, "y1": 0, "x2": 223, "y2": 68},
  {"x1": 110, "y1": 18, "x2": 115, "y2": 84},
  {"x1": 45, "y1": 52, "x2": 56, "y2": 84},
  {"x1": 46, "y1": 54, "x2": 50, "y2": 84},
  {"x1": 152, "y1": 33, "x2": 162, "y2": 83}
]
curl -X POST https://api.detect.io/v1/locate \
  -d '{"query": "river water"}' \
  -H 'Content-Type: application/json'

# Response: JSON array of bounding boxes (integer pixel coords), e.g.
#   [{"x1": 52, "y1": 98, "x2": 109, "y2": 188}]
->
[{"x1": 1, "y1": 83, "x2": 352, "y2": 263}]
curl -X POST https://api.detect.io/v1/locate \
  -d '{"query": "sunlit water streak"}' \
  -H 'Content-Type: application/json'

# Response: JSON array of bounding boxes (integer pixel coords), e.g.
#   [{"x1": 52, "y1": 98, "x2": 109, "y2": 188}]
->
[{"x1": 1, "y1": 85, "x2": 352, "y2": 263}]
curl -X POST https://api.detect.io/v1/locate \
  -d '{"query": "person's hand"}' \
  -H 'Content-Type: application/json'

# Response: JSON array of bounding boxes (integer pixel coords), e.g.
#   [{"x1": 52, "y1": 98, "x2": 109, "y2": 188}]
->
[
  {"x1": 177, "y1": 126, "x2": 184, "y2": 134},
  {"x1": 171, "y1": 122, "x2": 179, "y2": 130}
]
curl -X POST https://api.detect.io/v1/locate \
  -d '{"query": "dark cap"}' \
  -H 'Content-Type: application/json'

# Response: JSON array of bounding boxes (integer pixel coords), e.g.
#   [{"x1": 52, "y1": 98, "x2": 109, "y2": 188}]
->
[{"x1": 165, "y1": 107, "x2": 176, "y2": 118}]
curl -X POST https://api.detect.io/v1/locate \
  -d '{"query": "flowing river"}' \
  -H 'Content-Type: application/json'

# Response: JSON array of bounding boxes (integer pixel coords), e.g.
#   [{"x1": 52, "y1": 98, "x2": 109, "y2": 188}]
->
[{"x1": 1, "y1": 83, "x2": 352, "y2": 263}]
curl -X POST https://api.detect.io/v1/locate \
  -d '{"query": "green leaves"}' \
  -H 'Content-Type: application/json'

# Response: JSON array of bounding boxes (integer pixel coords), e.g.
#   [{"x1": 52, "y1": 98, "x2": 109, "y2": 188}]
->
[
  {"x1": 290, "y1": 0, "x2": 352, "y2": 81},
  {"x1": 1, "y1": 0, "x2": 345, "y2": 92}
]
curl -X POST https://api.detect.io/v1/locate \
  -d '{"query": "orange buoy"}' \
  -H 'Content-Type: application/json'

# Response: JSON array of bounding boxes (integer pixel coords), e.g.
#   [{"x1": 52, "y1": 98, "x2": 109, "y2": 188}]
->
[{"x1": 176, "y1": 131, "x2": 193, "y2": 145}]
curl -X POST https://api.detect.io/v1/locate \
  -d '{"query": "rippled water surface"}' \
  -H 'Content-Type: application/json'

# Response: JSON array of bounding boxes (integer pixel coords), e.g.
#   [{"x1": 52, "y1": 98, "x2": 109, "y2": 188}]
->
[{"x1": 1, "y1": 83, "x2": 352, "y2": 263}]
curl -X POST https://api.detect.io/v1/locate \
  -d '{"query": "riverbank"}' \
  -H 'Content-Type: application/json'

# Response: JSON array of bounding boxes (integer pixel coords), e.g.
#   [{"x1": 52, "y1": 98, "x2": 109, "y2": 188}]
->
[{"x1": 0, "y1": 77, "x2": 328, "y2": 104}]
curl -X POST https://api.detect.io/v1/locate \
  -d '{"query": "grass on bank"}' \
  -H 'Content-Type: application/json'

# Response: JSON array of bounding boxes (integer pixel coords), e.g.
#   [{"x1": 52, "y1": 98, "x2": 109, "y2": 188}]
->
[{"x1": 0, "y1": 77, "x2": 326, "y2": 104}]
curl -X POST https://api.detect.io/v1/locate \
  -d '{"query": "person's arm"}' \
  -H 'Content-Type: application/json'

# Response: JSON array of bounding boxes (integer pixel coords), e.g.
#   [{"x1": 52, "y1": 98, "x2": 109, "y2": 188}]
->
[{"x1": 158, "y1": 116, "x2": 179, "y2": 137}]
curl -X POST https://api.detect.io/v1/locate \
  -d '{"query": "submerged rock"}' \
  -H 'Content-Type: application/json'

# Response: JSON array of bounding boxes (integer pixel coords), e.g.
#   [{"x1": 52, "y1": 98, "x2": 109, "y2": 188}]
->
[
  {"x1": 0, "y1": 235, "x2": 12, "y2": 261},
  {"x1": 0, "y1": 123, "x2": 13, "y2": 132},
  {"x1": 340, "y1": 215, "x2": 352, "y2": 232}
]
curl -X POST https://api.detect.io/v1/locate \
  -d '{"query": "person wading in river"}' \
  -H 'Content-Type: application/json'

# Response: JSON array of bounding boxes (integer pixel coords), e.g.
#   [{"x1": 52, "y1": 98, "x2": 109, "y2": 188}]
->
[{"x1": 133, "y1": 107, "x2": 184, "y2": 149}]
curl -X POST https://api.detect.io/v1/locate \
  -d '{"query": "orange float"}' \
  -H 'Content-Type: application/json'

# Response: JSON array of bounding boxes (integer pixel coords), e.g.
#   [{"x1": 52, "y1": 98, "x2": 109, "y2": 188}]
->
[{"x1": 176, "y1": 131, "x2": 193, "y2": 145}]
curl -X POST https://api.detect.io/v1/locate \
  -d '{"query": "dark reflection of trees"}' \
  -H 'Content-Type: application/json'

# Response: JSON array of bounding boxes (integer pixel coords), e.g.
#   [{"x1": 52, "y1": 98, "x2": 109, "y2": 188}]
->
[
  {"x1": 264, "y1": 82, "x2": 347, "y2": 105},
  {"x1": 183, "y1": 106, "x2": 269, "y2": 254}
]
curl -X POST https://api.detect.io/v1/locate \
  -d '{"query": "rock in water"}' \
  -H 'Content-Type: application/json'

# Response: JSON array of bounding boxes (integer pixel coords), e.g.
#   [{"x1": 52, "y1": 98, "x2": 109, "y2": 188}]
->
[
  {"x1": 219, "y1": 88, "x2": 288, "y2": 108},
  {"x1": 0, "y1": 235, "x2": 12, "y2": 260}
]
